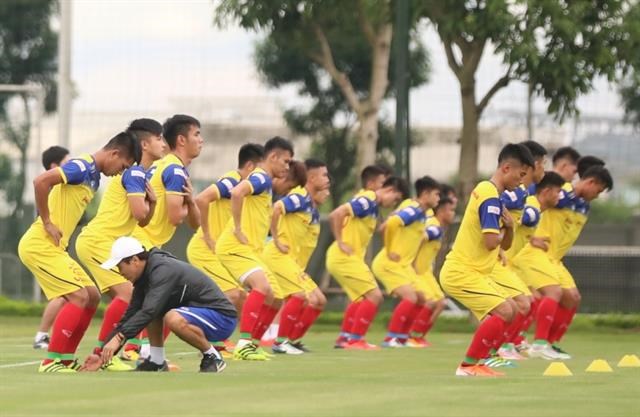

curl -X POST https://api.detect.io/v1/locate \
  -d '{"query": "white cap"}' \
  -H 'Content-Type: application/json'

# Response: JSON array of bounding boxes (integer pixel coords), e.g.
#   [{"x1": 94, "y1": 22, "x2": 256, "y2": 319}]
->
[{"x1": 100, "y1": 236, "x2": 145, "y2": 270}]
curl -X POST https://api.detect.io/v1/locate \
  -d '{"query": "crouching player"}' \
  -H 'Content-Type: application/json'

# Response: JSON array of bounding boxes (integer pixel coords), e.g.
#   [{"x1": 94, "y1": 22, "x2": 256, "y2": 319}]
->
[{"x1": 97, "y1": 237, "x2": 238, "y2": 373}]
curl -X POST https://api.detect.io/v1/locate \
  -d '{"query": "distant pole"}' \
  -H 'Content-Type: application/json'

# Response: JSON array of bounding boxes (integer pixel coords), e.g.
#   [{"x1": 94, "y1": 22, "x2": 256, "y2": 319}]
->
[
  {"x1": 394, "y1": 0, "x2": 410, "y2": 180},
  {"x1": 57, "y1": 0, "x2": 72, "y2": 148}
]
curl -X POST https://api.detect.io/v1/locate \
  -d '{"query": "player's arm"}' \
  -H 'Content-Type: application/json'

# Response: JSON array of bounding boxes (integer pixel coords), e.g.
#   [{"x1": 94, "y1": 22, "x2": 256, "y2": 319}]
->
[
  {"x1": 479, "y1": 197, "x2": 503, "y2": 251},
  {"x1": 123, "y1": 168, "x2": 156, "y2": 227},
  {"x1": 101, "y1": 284, "x2": 145, "y2": 360},
  {"x1": 383, "y1": 215, "x2": 403, "y2": 261},
  {"x1": 500, "y1": 208, "x2": 515, "y2": 250},
  {"x1": 33, "y1": 168, "x2": 66, "y2": 245},
  {"x1": 195, "y1": 185, "x2": 221, "y2": 251},
  {"x1": 163, "y1": 165, "x2": 198, "y2": 228},
  {"x1": 270, "y1": 201, "x2": 288, "y2": 253},
  {"x1": 230, "y1": 180, "x2": 253, "y2": 244},
  {"x1": 329, "y1": 203, "x2": 353, "y2": 255},
  {"x1": 182, "y1": 178, "x2": 200, "y2": 229}
]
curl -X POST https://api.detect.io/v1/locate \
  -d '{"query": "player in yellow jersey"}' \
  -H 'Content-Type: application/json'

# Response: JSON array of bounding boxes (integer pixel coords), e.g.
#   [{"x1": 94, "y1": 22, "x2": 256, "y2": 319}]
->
[
  {"x1": 74, "y1": 119, "x2": 165, "y2": 370},
  {"x1": 328, "y1": 169, "x2": 408, "y2": 350},
  {"x1": 216, "y1": 137, "x2": 294, "y2": 360},
  {"x1": 32, "y1": 146, "x2": 70, "y2": 350},
  {"x1": 18, "y1": 132, "x2": 140, "y2": 373},
  {"x1": 406, "y1": 196, "x2": 456, "y2": 347},
  {"x1": 372, "y1": 176, "x2": 440, "y2": 348},
  {"x1": 265, "y1": 159, "x2": 330, "y2": 354},
  {"x1": 131, "y1": 114, "x2": 203, "y2": 249},
  {"x1": 188, "y1": 144, "x2": 265, "y2": 310},
  {"x1": 440, "y1": 143, "x2": 533, "y2": 377}
]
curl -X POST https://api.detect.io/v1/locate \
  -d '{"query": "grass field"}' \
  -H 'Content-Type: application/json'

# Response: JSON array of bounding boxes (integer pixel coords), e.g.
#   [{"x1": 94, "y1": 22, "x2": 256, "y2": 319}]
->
[{"x1": 0, "y1": 316, "x2": 638, "y2": 417}]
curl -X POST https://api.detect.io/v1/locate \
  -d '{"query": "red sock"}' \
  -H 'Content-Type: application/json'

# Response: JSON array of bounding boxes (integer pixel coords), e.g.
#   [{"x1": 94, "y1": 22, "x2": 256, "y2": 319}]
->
[
  {"x1": 409, "y1": 305, "x2": 433, "y2": 336},
  {"x1": 340, "y1": 301, "x2": 361, "y2": 336},
  {"x1": 464, "y1": 315, "x2": 506, "y2": 363},
  {"x1": 289, "y1": 306, "x2": 323, "y2": 341},
  {"x1": 239, "y1": 289, "x2": 266, "y2": 336},
  {"x1": 548, "y1": 306, "x2": 576, "y2": 343},
  {"x1": 98, "y1": 297, "x2": 128, "y2": 344},
  {"x1": 534, "y1": 297, "x2": 559, "y2": 342},
  {"x1": 163, "y1": 325, "x2": 171, "y2": 341},
  {"x1": 350, "y1": 299, "x2": 378, "y2": 339},
  {"x1": 67, "y1": 306, "x2": 97, "y2": 355},
  {"x1": 504, "y1": 312, "x2": 526, "y2": 344},
  {"x1": 386, "y1": 299, "x2": 418, "y2": 339},
  {"x1": 46, "y1": 302, "x2": 84, "y2": 361},
  {"x1": 251, "y1": 304, "x2": 279, "y2": 340},
  {"x1": 277, "y1": 297, "x2": 305, "y2": 340}
]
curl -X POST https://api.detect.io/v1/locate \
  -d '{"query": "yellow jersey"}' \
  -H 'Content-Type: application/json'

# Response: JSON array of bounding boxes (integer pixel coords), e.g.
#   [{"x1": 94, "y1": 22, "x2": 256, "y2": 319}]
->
[
  {"x1": 378, "y1": 199, "x2": 427, "y2": 265},
  {"x1": 445, "y1": 181, "x2": 503, "y2": 274},
  {"x1": 28, "y1": 154, "x2": 100, "y2": 249},
  {"x1": 414, "y1": 216, "x2": 443, "y2": 275},
  {"x1": 216, "y1": 167, "x2": 273, "y2": 253},
  {"x1": 505, "y1": 194, "x2": 541, "y2": 259},
  {"x1": 131, "y1": 153, "x2": 189, "y2": 248},
  {"x1": 80, "y1": 165, "x2": 150, "y2": 241},
  {"x1": 327, "y1": 189, "x2": 379, "y2": 259},
  {"x1": 192, "y1": 170, "x2": 242, "y2": 242}
]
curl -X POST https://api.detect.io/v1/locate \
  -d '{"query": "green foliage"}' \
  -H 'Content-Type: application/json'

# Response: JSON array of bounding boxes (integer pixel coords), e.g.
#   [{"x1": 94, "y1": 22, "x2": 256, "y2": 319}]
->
[
  {"x1": 587, "y1": 199, "x2": 636, "y2": 224},
  {"x1": 619, "y1": 72, "x2": 640, "y2": 127},
  {"x1": 0, "y1": 153, "x2": 11, "y2": 187}
]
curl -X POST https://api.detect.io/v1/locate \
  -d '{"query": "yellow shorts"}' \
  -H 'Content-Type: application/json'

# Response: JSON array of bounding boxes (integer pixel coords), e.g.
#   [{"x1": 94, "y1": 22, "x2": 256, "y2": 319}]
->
[
  {"x1": 556, "y1": 261, "x2": 576, "y2": 289},
  {"x1": 186, "y1": 236, "x2": 243, "y2": 293},
  {"x1": 326, "y1": 249, "x2": 378, "y2": 302},
  {"x1": 511, "y1": 250, "x2": 561, "y2": 290},
  {"x1": 415, "y1": 270, "x2": 445, "y2": 301},
  {"x1": 217, "y1": 244, "x2": 283, "y2": 299},
  {"x1": 18, "y1": 228, "x2": 95, "y2": 300},
  {"x1": 439, "y1": 260, "x2": 507, "y2": 320},
  {"x1": 490, "y1": 261, "x2": 532, "y2": 298},
  {"x1": 371, "y1": 255, "x2": 418, "y2": 294},
  {"x1": 75, "y1": 232, "x2": 127, "y2": 293},
  {"x1": 263, "y1": 246, "x2": 316, "y2": 298}
]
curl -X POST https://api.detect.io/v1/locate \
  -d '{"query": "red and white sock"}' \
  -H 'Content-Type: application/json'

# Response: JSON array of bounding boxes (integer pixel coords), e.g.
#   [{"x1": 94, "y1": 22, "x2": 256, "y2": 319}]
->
[
  {"x1": 548, "y1": 306, "x2": 576, "y2": 344},
  {"x1": 289, "y1": 306, "x2": 323, "y2": 341},
  {"x1": 238, "y1": 289, "x2": 266, "y2": 339},
  {"x1": 534, "y1": 297, "x2": 559, "y2": 343},
  {"x1": 337, "y1": 301, "x2": 361, "y2": 340},
  {"x1": 463, "y1": 314, "x2": 506, "y2": 365},
  {"x1": 251, "y1": 304, "x2": 280, "y2": 341},
  {"x1": 349, "y1": 299, "x2": 378, "y2": 340},
  {"x1": 385, "y1": 299, "x2": 418, "y2": 341},
  {"x1": 98, "y1": 297, "x2": 128, "y2": 345},
  {"x1": 277, "y1": 297, "x2": 305, "y2": 341},
  {"x1": 45, "y1": 302, "x2": 84, "y2": 364}
]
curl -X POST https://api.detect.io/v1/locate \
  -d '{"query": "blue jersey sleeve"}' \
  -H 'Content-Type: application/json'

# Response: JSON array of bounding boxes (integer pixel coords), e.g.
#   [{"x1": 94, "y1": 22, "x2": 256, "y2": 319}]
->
[
  {"x1": 500, "y1": 187, "x2": 527, "y2": 211},
  {"x1": 122, "y1": 167, "x2": 147, "y2": 194},
  {"x1": 248, "y1": 172, "x2": 272, "y2": 195},
  {"x1": 478, "y1": 197, "x2": 502, "y2": 231},
  {"x1": 215, "y1": 176, "x2": 239, "y2": 198},
  {"x1": 521, "y1": 205, "x2": 541, "y2": 227},
  {"x1": 349, "y1": 195, "x2": 376, "y2": 218},
  {"x1": 161, "y1": 164, "x2": 188, "y2": 193},
  {"x1": 425, "y1": 225, "x2": 442, "y2": 241},
  {"x1": 60, "y1": 159, "x2": 90, "y2": 185},
  {"x1": 395, "y1": 206, "x2": 424, "y2": 226},
  {"x1": 280, "y1": 193, "x2": 309, "y2": 213},
  {"x1": 556, "y1": 188, "x2": 575, "y2": 209}
]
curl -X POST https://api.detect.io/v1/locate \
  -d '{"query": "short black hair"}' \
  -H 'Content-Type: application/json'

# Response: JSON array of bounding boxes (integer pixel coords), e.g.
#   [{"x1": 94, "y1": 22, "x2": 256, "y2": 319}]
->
[
  {"x1": 121, "y1": 249, "x2": 149, "y2": 264},
  {"x1": 127, "y1": 118, "x2": 163, "y2": 136},
  {"x1": 304, "y1": 158, "x2": 326, "y2": 170},
  {"x1": 42, "y1": 146, "x2": 69, "y2": 170},
  {"x1": 360, "y1": 165, "x2": 386, "y2": 187},
  {"x1": 498, "y1": 143, "x2": 535, "y2": 168},
  {"x1": 520, "y1": 140, "x2": 547, "y2": 159},
  {"x1": 552, "y1": 146, "x2": 581, "y2": 165},
  {"x1": 434, "y1": 196, "x2": 454, "y2": 213},
  {"x1": 383, "y1": 176, "x2": 410, "y2": 200},
  {"x1": 264, "y1": 136, "x2": 294, "y2": 157},
  {"x1": 581, "y1": 165, "x2": 613, "y2": 191},
  {"x1": 440, "y1": 183, "x2": 456, "y2": 198},
  {"x1": 375, "y1": 162, "x2": 394, "y2": 177},
  {"x1": 287, "y1": 160, "x2": 307, "y2": 187},
  {"x1": 414, "y1": 175, "x2": 440, "y2": 196},
  {"x1": 104, "y1": 131, "x2": 142, "y2": 164},
  {"x1": 536, "y1": 171, "x2": 565, "y2": 191},
  {"x1": 163, "y1": 114, "x2": 200, "y2": 150},
  {"x1": 577, "y1": 155, "x2": 605, "y2": 178},
  {"x1": 238, "y1": 143, "x2": 264, "y2": 168}
]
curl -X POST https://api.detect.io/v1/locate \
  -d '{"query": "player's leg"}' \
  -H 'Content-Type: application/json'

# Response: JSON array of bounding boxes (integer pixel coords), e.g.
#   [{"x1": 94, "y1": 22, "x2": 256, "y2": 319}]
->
[
  {"x1": 547, "y1": 263, "x2": 580, "y2": 357},
  {"x1": 383, "y1": 284, "x2": 419, "y2": 348},
  {"x1": 344, "y1": 287, "x2": 384, "y2": 350},
  {"x1": 527, "y1": 284, "x2": 565, "y2": 359},
  {"x1": 133, "y1": 318, "x2": 169, "y2": 371},
  {"x1": 272, "y1": 293, "x2": 307, "y2": 355},
  {"x1": 33, "y1": 297, "x2": 65, "y2": 349},
  {"x1": 289, "y1": 287, "x2": 326, "y2": 350}
]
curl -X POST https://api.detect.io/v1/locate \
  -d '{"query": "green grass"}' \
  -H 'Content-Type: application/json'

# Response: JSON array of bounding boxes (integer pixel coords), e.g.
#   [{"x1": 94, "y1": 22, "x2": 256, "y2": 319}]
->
[{"x1": 0, "y1": 316, "x2": 638, "y2": 417}]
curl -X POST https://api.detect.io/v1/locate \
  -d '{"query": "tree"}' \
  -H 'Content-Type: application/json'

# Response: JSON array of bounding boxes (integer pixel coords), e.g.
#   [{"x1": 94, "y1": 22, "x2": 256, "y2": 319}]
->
[
  {"x1": 0, "y1": 0, "x2": 58, "y2": 247},
  {"x1": 215, "y1": 0, "x2": 425, "y2": 177},
  {"x1": 420, "y1": 0, "x2": 630, "y2": 200},
  {"x1": 618, "y1": 3, "x2": 640, "y2": 128}
]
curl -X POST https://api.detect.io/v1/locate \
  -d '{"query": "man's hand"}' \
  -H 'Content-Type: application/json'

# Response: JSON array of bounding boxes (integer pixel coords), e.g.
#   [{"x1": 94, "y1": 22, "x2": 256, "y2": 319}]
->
[
  {"x1": 387, "y1": 252, "x2": 401, "y2": 262},
  {"x1": 498, "y1": 249, "x2": 507, "y2": 266},
  {"x1": 44, "y1": 221, "x2": 63, "y2": 246},
  {"x1": 501, "y1": 207, "x2": 514, "y2": 229},
  {"x1": 182, "y1": 179, "x2": 194, "y2": 205},
  {"x1": 101, "y1": 334, "x2": 123, "y2": 363},
  {"x1": 337, "y1": 241, "x2": 354, "y2": 256},
  {"x1": 274, "y1": 239, "x2": 289, "y2": 254},
  {"x1": 234, "y1": 228, "x2": 249, "y2": 245},
  {"x1": 79, "y1": 353, "x2": 103, "y2": 372},
  {"x1": 530, "y1": 236, "x2": 550, "y2": 251},
  {"x1": 145, "y1": 181, "x2": 157, "y2": 204},
  {"x1": 203, "y1": 234, "x2": 216, "y2": 253}
]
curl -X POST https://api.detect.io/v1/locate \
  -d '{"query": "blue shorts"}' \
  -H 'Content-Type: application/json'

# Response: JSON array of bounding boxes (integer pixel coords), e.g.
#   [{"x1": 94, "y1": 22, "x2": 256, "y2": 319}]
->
[{"x1": 174, "y1": 307, "x2": 237, "y2": 342}]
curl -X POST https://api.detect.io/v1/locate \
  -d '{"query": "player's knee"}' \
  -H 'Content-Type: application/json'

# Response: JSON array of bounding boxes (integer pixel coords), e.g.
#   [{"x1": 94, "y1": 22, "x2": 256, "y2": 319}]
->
[
  {"x1": 366, "y1": 288, "x2": 384, "y2": 305},
  {"x1": 309, "y1": 290, "x2": 327, "y2": 309},
  {"x1": 86, "y1": 286, "x2": 101, "y2": 307},
  {"x1": 271, "y1": 298, "x2": 284, "y2": 309},
  {"x1": 416, "y1": 291, "x2": 427, "y2": 305},
  {"x1": 493, "y1": 302, "x2": 515, "y2": 323},
  {"x1": 437, "y1": 299, "x2": 447, "y2": 310},
  {"x1": 515, "y1": 297, "x2": 531, "y2": 316}
]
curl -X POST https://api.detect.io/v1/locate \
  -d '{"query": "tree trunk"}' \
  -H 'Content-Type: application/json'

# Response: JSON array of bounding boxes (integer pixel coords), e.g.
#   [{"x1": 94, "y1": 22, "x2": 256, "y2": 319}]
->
[
  {"x1": 355, "y1": 109, "x2": 379, "y2": 181},
  {"x1": 11, "y1": 94, "x2": 31, "y2": 219},
  {"x1": 458, "y1": 77, "x2": 479, "y2": 205},
  {"x1": 526, "y1": 80, "x2": 534, "y2": 140}
]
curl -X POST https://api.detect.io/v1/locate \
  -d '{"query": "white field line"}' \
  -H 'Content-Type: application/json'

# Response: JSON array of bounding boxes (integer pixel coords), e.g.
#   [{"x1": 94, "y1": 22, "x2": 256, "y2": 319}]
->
[{"x1": 0, "y1": 351, "x2": 198, "y2": 370}]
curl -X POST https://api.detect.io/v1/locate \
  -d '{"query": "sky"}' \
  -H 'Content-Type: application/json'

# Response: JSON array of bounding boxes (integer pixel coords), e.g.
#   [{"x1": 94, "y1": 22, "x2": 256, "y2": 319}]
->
[{"x1": 70, "y1": 0, "x2": 626, "y2": 127}]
